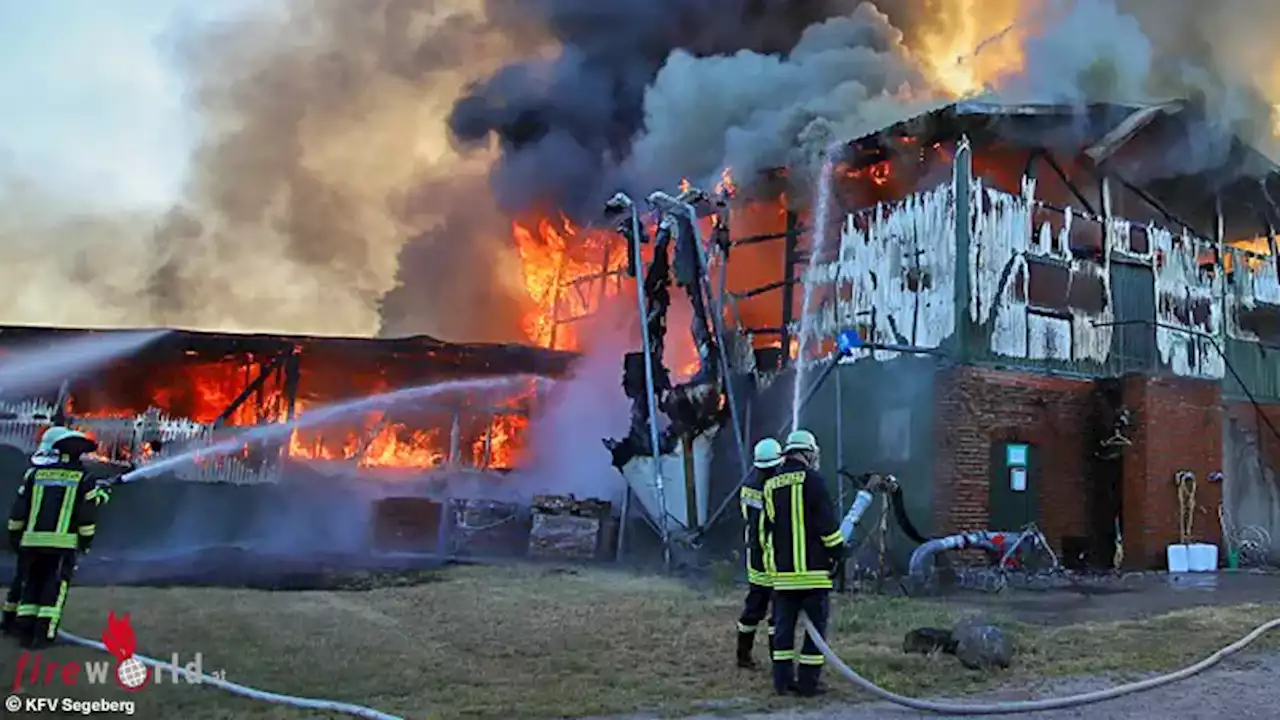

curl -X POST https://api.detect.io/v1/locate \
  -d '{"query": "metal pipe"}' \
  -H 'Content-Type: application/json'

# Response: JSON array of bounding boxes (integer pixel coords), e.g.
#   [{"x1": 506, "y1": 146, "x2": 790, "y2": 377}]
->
[
  {"x1": 906, "y1": 531, "x2": 1027, "y2": 586},
  {"x1": 615, "y1": 483, "x2": 630, "y2": 562},
  {"x1": 630, "y1": 205, "x2": 672, "y2": 569}
]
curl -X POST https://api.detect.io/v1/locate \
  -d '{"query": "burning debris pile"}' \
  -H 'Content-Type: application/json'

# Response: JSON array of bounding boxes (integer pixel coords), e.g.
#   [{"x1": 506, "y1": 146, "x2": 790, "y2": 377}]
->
[{"x1": 0, "y1": 327, "x2": 572, "y2": 484}]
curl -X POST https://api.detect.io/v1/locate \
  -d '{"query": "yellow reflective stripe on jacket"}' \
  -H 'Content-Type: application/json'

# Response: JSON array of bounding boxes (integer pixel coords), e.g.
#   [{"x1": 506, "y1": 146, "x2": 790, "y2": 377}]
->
[
  {"x1": 19, "y1": 531, "x2": 79, "y2": 550},
  {"x1": 77, "y1": 525, "x2": 95, "y2": 537},
  {"x1": 790, "y1": 483, "x2": 805, "y2": 576},
  {"x1": 771, "y1": 570, "x2": 833, "y2": 590},
  {"x1": 747, "y1": 567, "x2": 773, "y2": 586},
  {"x1": 55, "y1": 481, "x2": 77, "y2": 535},
  {"x1": 6, "y1": 519, "x2": 22, "y2": 531},
  {"x1": 26, "y1": 484, "x2": 43, "y2": 532},
  {"x1": 821, "y1": 530, "x2": 843, "y2": 548}
]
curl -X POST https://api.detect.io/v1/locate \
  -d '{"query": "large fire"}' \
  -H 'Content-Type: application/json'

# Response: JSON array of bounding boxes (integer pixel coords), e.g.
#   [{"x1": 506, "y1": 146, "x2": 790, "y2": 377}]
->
[
  {"x1": 66, "y1": 358, "x2": 533, "y2": 473},
  {"x1": 913, "y1": 0, "x2": 1028, "y2": 98}
]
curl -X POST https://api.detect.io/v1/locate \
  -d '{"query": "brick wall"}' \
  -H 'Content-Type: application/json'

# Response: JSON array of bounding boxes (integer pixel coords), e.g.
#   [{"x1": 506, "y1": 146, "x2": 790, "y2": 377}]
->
[
  {"x1": 1120, "y1": 374, "x2": 1223, "y2": 568},
  {"x1": 933, "y1": 365, "x2": 1094, "y2": 552}
]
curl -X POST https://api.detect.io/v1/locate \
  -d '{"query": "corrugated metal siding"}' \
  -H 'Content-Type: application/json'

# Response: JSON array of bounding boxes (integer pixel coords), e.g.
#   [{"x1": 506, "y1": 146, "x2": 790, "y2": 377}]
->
[
  {"x1": 959, "y1": 260, "x2": 1155, "y2": 378},
  {"x1": 1223, "y1": 338, "x2": 1280, "y2": 401}
]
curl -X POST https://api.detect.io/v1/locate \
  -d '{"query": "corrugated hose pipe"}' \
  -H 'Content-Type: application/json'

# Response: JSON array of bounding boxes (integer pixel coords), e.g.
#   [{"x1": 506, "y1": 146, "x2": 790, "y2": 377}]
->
[
  {"x1": 55, "y1": 630, "x2": 405, "y2": 720},
  {"x1": 800, "y1": 612, "x2": 1280, "y2": 714}
]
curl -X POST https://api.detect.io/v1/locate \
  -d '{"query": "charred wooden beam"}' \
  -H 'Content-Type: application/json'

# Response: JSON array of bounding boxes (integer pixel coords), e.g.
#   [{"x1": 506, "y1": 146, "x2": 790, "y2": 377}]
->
[
  {"x1": 1041, "y1": 151, "x2": 1097, "y2": 216},
  {"x1": 731, "y1": 278, "x2": 796, "y2": 300},
  {"x1": 1107, "y1": 171, "x2": 1202, "y2": 238},
  {"x1": 732, "y1": 230, "x2": 794, "y2": 247},
  {"x1": 212, "y1": 352, "x2": 289, "y2": 428},
  {"x1": 283, "y1": 349, "x2": 300, "y2": 422}
]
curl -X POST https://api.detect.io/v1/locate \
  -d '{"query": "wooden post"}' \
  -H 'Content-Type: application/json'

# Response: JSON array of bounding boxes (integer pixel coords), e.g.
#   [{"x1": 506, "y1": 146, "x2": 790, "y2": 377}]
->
[
  {"x1": 448, "y1": 407, "x2": 461, "y2": 466},
  {"x1": 682, "y1": 433, "x2": 698, "y2": 530},
  {"x1": 482, "y1": 411, "x2": 494, "y2": 469},
  {"x1": 283, "y1": 350, "x2": 300, "y2": 422}
]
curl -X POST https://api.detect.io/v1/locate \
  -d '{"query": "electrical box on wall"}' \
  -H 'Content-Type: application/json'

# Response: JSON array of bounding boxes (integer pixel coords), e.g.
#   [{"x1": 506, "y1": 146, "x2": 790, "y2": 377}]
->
[{"x1": 1006, "y1": 443, "x2": 1029, "y2": 492}]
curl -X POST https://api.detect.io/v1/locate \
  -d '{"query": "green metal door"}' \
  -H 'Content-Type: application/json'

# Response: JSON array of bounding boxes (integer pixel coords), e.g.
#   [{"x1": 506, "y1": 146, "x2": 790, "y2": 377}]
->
[{"x1": 989, "y1": 442, "x2": 1037, "y2": 530}]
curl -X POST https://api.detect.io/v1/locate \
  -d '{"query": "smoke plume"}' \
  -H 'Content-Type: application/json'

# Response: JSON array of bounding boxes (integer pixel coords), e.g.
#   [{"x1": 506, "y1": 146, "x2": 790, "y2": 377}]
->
[
  {"x1": 0, "y1": 0, "x2": 539, "y2": 340},
  {"x1": 5, "y1": 0, "x2": 1280, "y2": 340}
]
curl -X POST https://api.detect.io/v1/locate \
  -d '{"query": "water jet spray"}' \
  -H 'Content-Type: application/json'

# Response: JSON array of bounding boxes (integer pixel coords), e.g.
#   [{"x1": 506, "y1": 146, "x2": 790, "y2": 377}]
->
[
  {"x1": 0, "y1": 329, "x2": 170, "y2": 398},
  {"x1": 103, "y1": 374, "x2": 554, "y2": 486}
]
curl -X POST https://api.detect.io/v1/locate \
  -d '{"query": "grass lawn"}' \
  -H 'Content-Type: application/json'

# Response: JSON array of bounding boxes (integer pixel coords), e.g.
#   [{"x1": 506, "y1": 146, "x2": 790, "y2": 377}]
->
[{"x1": 1, "y1": 564, "x2": 1278, "y2": 719}]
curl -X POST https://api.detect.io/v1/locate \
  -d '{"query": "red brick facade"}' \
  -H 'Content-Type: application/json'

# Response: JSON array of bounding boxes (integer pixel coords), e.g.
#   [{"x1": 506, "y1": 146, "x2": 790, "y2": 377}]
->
[
  {"x1": 932, "y1": 366, "x2": 1094, "y2": 547},
  {"x1": 933, "y1": 366, "x2": 1226, "y2": 569},
  {"x1": 1119, "y1": 375, "x2": 1223, "y2": 569}
]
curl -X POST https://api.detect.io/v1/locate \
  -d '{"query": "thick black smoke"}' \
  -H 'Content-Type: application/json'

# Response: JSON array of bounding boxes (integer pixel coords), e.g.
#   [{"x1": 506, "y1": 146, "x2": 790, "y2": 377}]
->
[{"x1": 448, "y1": 0, "x2": 875, "y2": 220}]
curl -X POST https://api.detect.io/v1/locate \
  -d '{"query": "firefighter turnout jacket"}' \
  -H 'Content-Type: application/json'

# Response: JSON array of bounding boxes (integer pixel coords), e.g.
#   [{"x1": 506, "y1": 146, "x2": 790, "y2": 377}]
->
[
  {"x1": 740, "y1": 469, "x2": 774, "y2": 587},
  {"x1": 762, "y1": 460, "x2": 843, "y2": 590},
  {"x1": 7, "y1": 461, "x2": 103, "y2": 553}
]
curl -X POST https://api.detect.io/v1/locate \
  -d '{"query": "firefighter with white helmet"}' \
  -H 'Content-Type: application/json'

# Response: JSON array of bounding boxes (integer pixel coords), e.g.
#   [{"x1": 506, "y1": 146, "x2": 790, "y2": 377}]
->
[
  {"x1": 735, "y1": 438, "x2": 784, "y2": 669},
  {"x1": 3, "y1": 425, "x2": 108, "y2": 648},
  {"x1": 763, "y1": 428, "x2": 843, "y2": 696}
]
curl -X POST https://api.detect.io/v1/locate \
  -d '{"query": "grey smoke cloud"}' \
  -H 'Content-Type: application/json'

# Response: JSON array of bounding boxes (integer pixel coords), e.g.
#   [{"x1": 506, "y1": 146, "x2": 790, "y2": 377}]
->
[{"x1": 626, "y1": 3, "x2": 928, "y2": 193}]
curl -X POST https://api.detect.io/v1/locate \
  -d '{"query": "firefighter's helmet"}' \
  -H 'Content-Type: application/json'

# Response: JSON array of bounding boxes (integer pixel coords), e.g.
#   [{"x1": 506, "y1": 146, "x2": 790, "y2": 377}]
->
[
  {"x1": 752, "y1": 438, "x2": 784, "y2": 469},
  {"x1": 783, "y1": 429, "x2": 819, "y2": 455}
]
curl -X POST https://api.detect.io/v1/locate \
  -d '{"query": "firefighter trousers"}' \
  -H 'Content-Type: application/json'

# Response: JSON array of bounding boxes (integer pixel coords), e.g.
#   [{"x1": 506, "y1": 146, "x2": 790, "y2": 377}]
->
[
  {"x1": 11, "y1": 550, "x2": 75, "y2": 646},
  {"x1": 736, "y1": 582, "x2": 775, "y2": 663},
  {"x1": 1, "y1": 570, "x2": 20, "y2": 630},
  {"x1": 770, "y1": 588, "x2": 829, "y2": 694}
]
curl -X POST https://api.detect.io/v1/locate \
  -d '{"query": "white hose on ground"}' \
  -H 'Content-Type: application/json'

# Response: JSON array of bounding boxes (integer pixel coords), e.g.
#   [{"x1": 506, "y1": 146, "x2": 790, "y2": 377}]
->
[
  {"x1": 801, "y1": 613, "x2": 1280, "y2": 714},
  {"x1": 56, "y1": 630, "x2": 404, "y2": 720}
]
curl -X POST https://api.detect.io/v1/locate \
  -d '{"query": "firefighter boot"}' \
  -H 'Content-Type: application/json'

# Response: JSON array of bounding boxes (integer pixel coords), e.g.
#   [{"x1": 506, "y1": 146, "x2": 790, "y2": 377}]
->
[
  {"x1": 794, "y1": 664, "x2": 828, "y2": 697},
  {"x1": 736, "y1": 631, "x2": 759, "y2": 669},
  {"x1": 772, "y1": 659, "x2": 796, "y2": 695}
]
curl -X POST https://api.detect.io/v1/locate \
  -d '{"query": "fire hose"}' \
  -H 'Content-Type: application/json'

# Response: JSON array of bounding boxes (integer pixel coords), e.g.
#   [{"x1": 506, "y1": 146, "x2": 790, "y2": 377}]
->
[
  {"x1": 49, "y1": 606, "x2": 1280, "y2": 718},
  {"x1": 799, "y1": 612, "x2": 1280, "y2": 714},
  {"x1": 54, "y1": 630, "x2": 404, "y2": 720}
]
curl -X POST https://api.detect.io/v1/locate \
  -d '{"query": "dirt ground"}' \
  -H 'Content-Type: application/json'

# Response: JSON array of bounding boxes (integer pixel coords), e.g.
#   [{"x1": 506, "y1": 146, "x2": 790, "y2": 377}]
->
[
  {"x1": 661, "y1": 652, "x2": 1280, "y2": 719},
  {"x1": 0, "y1": 563, "x2": 1277, "y2": 719}
]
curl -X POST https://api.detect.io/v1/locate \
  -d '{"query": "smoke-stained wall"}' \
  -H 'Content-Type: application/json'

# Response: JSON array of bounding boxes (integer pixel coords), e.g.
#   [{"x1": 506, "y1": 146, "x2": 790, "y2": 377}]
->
[
  {"x1": 801, "y1": 355, "x2": 938, "y2": 571},
  {"x1": 1222, "y1": 406, "x2": 1280, "y2": 565}
]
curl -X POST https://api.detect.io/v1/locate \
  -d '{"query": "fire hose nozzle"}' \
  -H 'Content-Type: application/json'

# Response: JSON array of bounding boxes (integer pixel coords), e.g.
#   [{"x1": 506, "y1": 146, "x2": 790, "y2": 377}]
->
[{"x1": 604, "y1": 192, "x2": 634, "y2": 214}]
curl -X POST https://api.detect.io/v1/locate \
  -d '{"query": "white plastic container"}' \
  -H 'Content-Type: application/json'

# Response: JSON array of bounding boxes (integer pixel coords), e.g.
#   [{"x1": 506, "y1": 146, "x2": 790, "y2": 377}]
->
[
  {"x1": 1166, "y1": 544, "x2": 1191, "y2": 573},
  {"x1": 1187, "y1": 543, "x2": 1219, "y2": 572}
]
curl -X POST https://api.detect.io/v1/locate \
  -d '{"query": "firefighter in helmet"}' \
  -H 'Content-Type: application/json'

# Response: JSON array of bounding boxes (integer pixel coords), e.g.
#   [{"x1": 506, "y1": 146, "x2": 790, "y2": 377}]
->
[
  {"x1": 764, "y1": 429, "x2": 843, "y2": 696},
  {"x1": 736, "y1": 437, "x2": 784, "y2": 669},
  {"x1": 3, "y1": 426, "x2": 110, "y2": 649}
]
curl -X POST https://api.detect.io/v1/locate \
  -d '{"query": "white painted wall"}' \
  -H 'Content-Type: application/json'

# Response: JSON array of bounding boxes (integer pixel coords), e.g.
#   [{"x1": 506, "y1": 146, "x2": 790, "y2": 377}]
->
[
  {"x1": 796, "y1": 147, "x2": 1269, "y2": 379},
  {"x1": 1149, "y1": 226, "x2": 1223, "y2": 378},
  {"x1": 804, "y1": 180, "x2": 958, "y2": 363}
]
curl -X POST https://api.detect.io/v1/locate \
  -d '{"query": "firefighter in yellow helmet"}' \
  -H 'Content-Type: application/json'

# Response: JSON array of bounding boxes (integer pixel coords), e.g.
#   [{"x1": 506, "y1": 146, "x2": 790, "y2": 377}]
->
[
  {"x1": 3, "y1": 426, "x2": 108, "y2": 649},
  {"x1": 764, "y1": 429, "x2": 843, "y2": 696},
  {"x1": 736, "y1": 438, "x2": 784, "y2": 669}
]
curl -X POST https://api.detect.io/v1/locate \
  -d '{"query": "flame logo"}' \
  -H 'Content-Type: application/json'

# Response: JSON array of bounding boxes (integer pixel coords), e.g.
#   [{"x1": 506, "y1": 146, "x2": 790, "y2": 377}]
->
[{"x1": 102, "y1": 611, "x2": 137, "y2": 662}]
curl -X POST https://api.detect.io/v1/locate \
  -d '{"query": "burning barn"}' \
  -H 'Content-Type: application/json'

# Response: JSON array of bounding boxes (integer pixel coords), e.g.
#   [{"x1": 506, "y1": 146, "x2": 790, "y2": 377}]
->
[
  {"x1": 0, "y1": 325, "x2": 572, "y2": 479},
  {"x1": 0, "y1": 326, "x2": 593, "y2": 566},
  {"x1": 777, "y1": 98, "x2": 1280, "y2": 571}
]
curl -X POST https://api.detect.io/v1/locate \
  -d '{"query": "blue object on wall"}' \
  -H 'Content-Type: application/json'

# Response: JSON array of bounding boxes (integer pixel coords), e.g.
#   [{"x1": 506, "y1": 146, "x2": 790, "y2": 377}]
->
[{"x1": 836, "y1": 329, "x2": 862, "y2": 356}]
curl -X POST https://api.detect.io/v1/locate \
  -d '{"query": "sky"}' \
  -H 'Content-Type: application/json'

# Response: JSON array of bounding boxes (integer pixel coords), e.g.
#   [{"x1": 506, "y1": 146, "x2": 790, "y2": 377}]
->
[{"x1": 0, "y1": 0, "x2": 260, "y2": 211}]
